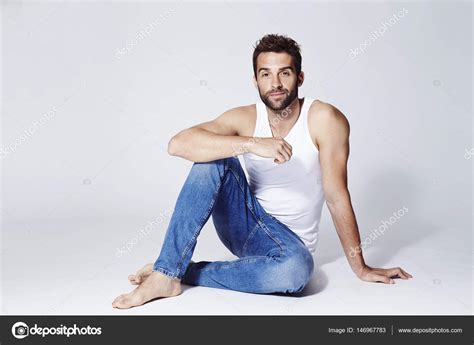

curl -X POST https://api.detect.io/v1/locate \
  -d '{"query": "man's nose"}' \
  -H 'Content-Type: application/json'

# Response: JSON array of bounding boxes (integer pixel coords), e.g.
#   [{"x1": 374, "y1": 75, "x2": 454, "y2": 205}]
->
[{"x1": 271, "y1": 75, "x2": 282, "y2": 89}]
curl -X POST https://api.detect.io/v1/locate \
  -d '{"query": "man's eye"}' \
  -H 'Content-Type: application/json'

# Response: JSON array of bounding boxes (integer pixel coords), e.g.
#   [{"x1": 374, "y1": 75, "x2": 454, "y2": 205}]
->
[
  {"x1": 261, "y1": 73, "x2": 269, "y2": 77},
  {"x1": 281, "y1": 71, "x2": 290, "y2": 76}
]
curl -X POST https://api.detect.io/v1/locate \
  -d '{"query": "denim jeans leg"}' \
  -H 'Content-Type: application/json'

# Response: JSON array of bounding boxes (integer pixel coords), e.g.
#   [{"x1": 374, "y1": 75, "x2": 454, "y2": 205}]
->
[
  {"x1": 177, "y1": 158, "x2": 315, "y2": 294},
  {"x1": 152, "y1": 157, "x2": 233, "y2": 280}
]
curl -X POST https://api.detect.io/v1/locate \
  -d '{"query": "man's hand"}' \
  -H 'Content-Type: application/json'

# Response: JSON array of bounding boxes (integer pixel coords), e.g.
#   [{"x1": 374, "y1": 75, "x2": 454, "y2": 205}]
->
[
  {"x1": 356, "y1": 265, "x2": 413, "y2": 284},
  {"x1": 249, "y1": 137, "x2": 293, "y2": 164}
]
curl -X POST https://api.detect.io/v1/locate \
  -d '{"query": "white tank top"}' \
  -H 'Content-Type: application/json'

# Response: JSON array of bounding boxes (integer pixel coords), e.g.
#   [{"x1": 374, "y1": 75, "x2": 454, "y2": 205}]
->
[{"x1": 242, "y1": 97, "x2": 325, "y2": 254}]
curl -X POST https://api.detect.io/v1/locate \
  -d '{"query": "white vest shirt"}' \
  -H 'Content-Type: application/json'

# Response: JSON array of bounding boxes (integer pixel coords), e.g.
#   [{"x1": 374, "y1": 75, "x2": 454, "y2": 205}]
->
[{"x1": 242, "y1": 97, "x2": 325, "y2": 254}]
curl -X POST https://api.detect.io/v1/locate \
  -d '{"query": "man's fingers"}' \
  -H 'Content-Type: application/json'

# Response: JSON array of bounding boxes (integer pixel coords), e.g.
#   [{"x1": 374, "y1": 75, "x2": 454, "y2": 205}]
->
[
  {"x1": 361, "y1": 266, "x2": 412, "y2": 284},
  {"x1": 278, "y1": 147, "x2": 291, "y2": 162},
  {"x1": 388, "y1": 267, "x2": 410, "y2": 279},
  {"x1": 272, "y1": 139, "x2": 291, "y2": 163},
  {"x1": 398, "y1": 270, "x2": 410, "y2": 279},
  {"x1": 274, "y1": 153, "x2": 286, "y2": 164},
  {"x1": 283, "y1": 140, "x2": 293, "y2": 152},
  {"x1": 388, "y1": 268, "x2": 404, "y2": 279},
  {"x1": 372, "y1": 274, "x2": 395, "y2": 284},
  {"x1": 401, "y1": 269, "x2": 413, "y2": 278},
  {"x1": 274, "y1": 138, "x2": 292, "y2": 151},
  {"x1": 281, "y1": 145, "x2": 292, "y2": 160}
]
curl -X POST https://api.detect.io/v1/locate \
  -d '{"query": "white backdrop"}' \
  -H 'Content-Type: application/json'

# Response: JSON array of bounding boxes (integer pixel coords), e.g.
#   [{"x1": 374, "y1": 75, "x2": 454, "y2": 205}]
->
[{"x1": 1, "y1": 1, "x2": 472, "y2": 315}]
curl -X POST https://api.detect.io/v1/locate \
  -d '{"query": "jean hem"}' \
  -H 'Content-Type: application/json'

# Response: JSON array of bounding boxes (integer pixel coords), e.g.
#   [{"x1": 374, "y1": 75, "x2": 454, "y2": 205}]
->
[{"x1": 152, "y1": 266, "x2": 181, "y2": 280}]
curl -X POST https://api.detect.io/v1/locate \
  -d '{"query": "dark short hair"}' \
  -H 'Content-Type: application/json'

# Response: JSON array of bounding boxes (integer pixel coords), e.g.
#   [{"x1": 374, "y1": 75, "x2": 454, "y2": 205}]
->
[{"x1": 252, "y1": 34, "x2": 302, "y2": 78}]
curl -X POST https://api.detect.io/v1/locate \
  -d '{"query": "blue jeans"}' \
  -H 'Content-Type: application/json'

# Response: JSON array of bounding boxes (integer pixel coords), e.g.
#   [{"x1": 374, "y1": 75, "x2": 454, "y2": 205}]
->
[{"x1": 152, "y1": 157, "x2": 314, "y2": 294}]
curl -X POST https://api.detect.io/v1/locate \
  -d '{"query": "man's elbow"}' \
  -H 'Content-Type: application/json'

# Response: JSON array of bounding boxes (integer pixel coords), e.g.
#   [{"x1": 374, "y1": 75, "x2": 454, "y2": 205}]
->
[
  {"x1": 167, "y1": 134, "x2": 182, "y2": 156},
  {"x1": 325, "y1": 188, "x2": 351, "y2": 207}
]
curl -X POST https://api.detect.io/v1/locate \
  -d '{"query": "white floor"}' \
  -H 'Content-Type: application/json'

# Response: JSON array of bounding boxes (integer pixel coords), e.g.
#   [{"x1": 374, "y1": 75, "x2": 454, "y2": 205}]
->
[{"x1": 1, "y1": 215, "x2": 472, "y2": 316}]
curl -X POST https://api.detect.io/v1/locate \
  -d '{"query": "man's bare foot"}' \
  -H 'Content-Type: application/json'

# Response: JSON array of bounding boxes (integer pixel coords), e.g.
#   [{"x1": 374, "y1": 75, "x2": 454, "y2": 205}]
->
[
  {"x1": 128, "y1": 263, "x2": 153, "y2": 285},
  {"x1": 113, "y1": 271, "x2": 182, "y2": 309},
  {"x1": 128, "y1": 261, "x2": 195, "y2": 285}
]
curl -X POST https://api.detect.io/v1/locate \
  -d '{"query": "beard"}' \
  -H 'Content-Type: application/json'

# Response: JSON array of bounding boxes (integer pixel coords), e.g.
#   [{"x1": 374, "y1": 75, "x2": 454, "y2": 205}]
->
[{"x1": 258, "y1": 84, "x2": 299, "y2": 111}]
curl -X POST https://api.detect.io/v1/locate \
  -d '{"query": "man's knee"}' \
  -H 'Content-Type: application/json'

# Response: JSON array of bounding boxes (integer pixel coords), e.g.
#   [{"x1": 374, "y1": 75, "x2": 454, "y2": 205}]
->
[
  {"x1": 188, "y1": 158, "x2": 226, "y2": 181},
  {"x1": 262, "y1": 249, "x2": 314, "y2": 294},
  {"x1": 190, "y1": 157, "x2": 238, "y2": 171},
  {"x1": 189, "y1": 157, "x2": 243, "y2": 181}
]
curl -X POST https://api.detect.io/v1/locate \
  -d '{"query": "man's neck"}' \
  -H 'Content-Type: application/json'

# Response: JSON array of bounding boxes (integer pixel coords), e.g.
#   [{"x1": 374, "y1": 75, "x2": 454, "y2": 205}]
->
[{"x1": 267, "y1": 97, "x2": 303, "y2": 126}]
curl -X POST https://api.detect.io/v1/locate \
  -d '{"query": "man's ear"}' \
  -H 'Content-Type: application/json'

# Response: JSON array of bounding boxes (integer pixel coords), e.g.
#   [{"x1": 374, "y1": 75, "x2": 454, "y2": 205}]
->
[
  {"x1": 253, "y1": 75, "x2": 258, "y2": 89},
  {"x1": 297, "y1": 71, "x2": 305, "y2": 87}
]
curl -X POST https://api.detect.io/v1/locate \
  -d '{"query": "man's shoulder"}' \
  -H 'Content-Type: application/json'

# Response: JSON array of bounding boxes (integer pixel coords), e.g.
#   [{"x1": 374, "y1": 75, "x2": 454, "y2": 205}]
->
[
  {"x1": 219, "y1": 103, "x2": 257, "y2": 136},
  {"x1": 307, "y1": 99, "x2": 350, "y2": 147},
  {"x1": 308, "y1": 99, "x2": 349, "y2": 128},
  {"x1": 223, "y1": 103, "x2": 256, "y2": 117}
]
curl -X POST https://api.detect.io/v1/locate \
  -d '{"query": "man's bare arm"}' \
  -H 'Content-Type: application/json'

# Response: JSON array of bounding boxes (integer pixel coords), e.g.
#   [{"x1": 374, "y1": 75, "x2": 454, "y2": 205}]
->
[
  {"x1": 168, "y1": 106, "x2": 293, "y2": 163},
  {"x1": 314, "y1": 103, "x2": 413, "y2": 283}
]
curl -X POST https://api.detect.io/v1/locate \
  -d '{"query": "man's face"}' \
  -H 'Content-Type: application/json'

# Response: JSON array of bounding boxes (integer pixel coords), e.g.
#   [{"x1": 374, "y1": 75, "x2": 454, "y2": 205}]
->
[{"x1": 254, "y1": 52, "x2": 304, "y2": 111}]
